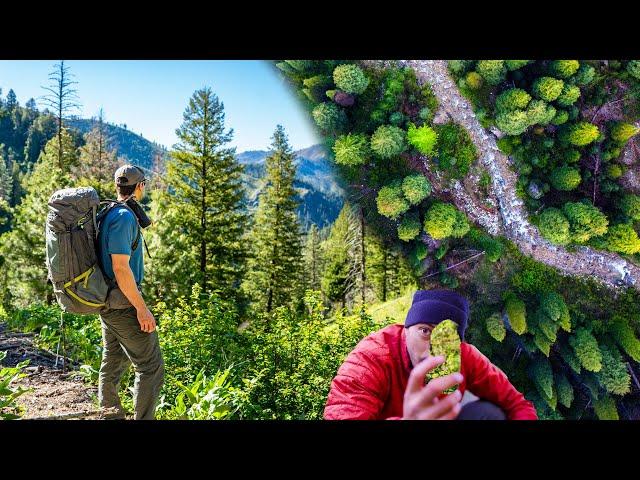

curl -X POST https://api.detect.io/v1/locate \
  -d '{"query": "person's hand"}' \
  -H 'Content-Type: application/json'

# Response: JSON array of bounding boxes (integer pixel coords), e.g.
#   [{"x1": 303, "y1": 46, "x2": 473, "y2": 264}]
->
[
  {"x1": 137, "y1": 306, "x2": 156, "y2": 333},
  {"x1": 402, "y1": 355, "x2": 463, "y2": 420}
]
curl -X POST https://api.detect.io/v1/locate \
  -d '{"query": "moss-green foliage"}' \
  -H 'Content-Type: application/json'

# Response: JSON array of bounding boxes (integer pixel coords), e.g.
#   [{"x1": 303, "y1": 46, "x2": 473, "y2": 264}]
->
[
  {"x1": 611, "y1": 316, "x2": 640, "y2": 362},
  {"x1": 595, "y1": 344, "x2": 631, "y2": 395},
  {"x1": 531, "y1": 356, "x2": 554, "y2": 400},
  {"x1": 376, "y1": 181, "x2": 409, "y2": 220},
  {"x1": 562, "y1": 121, "x2": 600, "y2": 146},
  {"x1": 606, "y1": 164, "x2": 623, "y2": 179},
  {"x1": 302, "y1": 75, "x2": 332, "y2": 103},
  {"x1": 476, "y1": 60, "x2": 507, "y2": 86},
  {"x1": 569, "y1": 328, "x2": 602, "y2": 372},
  {"x1": 540, "y1": 291, "x2": 571, "y2": 332},
  {"x1": 312, "y1": 102, "x2": 347, "y2": 133},
  {"x1": 555, "y1": 372, "x2": 574, "y2": 408},
  {"x1": 504, "y1": 293, "x2": 527, "y2": 334},
  {"x1": 332, "y1": 64, "x2": 370, "y2": 95},
  {"x1": 526, "y1": 99, "x2": 556, "y2": 126},
  {"x1": 426, "y1": 319, "x2": 461, "y2": 394},
  {"x1": 556, "y1": 84, "x2": 581, "y2": 107},
  {"x1": 407, "y1": 123, "x2": 438, "y2": 156},
  {"x1": 423, "y1": 202, "x2": 457, "y2": 239},
  {"x1": 397, "y1": 214, "x2": 421, "y2": 242},
  {"x1": 627, "y1": 60, "x2": 640, "y2": 81},
  {"x1": 532, "y1": 77, "x2": 564, "y2": 101},
  {"x1": 562, "y1": 202, "x2": 609, "y2": 243},
  {"x1": 550, "y1": 60, "x2": 580, "y2": 79},
  {"x1": 551, "y1": 110, "x2": 569, "y2": 125},
  {"x1": 495, "y1": 88, "x2": 531, "y2": 112},
  {"x1": 573, "y1": 64, "x2": 596, "y2": 85},
  {"x1": 505, "y1": 60, "x2": 530, "y2": 71},
  {"x1": 332, "y1": 133, "x2": 370, "y2": 166},
  {"x1": 559, "y1": 342, "x2": 582, "y2": 374},
  {"x1": 495, "y1": 109, "x2": 531, "y2": 136},
  {"x1": 370, "y1": 125, "x2": 406, "y2": 158},
  {"x1": 536, "y1": 309, "x2": 559, "y2": 343},
  {"x1": 593, "y1": 395, "x2": 619, "y2": 420},
  {"x1": 610, "y1": 122, "x2": 640, "y2": 143},
  {"x1": 467, "y1": 228, "x2": 504, "y2": 262},
  {"x1": 621, "y1": 194, "x2": 640, "y2": 222},
  {"x1": 537, "y1": 208, "x2": 571, "y2": 245},
  {"x1": 401, "y1": 174, "x2": 431, "y2": 205},
  {"x1": 486, "y1": 313, "x2": 506, "y2": 342},
  {"x1": 550, "y1": 166, "x2": 581, "y2": 191},
  {"x1": 465, "y1": 71, "x2": 483, "y2": 89},
  {"x1": 606, "y1": 223, "x2": 640, "y2": 254},
  {"x1": 434, "y1": 122, "x2": 478, "y2": 179}
]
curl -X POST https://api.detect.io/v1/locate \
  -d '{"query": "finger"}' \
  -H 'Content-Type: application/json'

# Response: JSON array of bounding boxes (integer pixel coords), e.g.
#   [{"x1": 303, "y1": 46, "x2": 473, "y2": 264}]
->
[
  {"x1": 406, "y1": 355, "x2": 445, "y2": 395},
  {"x1": 419, "y1": 373, "x2": 464, "y2": 405},
  {"x1": 437, "y1": 401, "x2": 462, "y2": 420},
  {"x1": 422, "y1": 389, "x2": 462, "y2": 419}
]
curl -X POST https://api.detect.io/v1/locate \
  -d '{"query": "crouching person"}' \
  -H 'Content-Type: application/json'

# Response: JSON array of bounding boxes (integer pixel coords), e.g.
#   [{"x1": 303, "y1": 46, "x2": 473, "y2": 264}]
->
[{"x1": 324, "y1": 289, "x2": 537, "y2": 420}]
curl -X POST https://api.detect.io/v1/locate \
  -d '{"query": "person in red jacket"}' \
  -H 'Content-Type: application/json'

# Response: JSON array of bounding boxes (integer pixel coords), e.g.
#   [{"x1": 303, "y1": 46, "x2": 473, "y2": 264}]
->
[{"x1": 324, "y1": 289, "x2": 537, "y2": 420}]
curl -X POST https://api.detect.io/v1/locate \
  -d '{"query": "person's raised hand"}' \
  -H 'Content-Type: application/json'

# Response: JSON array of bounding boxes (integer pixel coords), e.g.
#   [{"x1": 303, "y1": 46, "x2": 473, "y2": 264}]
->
[{"x1": 402, "y1": 355, "x2": 463, "y2": 420}]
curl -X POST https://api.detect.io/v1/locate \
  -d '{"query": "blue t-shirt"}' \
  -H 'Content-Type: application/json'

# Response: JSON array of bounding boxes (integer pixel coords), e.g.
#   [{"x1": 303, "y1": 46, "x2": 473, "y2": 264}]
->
[{"x1": 98, "y1": 206, "x2": 144, "y2": 286}]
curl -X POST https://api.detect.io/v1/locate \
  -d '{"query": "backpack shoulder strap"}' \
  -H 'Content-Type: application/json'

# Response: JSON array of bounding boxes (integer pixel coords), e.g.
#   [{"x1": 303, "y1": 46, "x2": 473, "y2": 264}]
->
[{"x1": 98, "y1": 200, "x2": 141, "y2": 251}]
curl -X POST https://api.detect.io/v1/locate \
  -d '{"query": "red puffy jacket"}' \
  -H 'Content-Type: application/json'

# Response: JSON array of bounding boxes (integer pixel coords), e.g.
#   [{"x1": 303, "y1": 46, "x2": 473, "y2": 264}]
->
[{"x1": 324, "y1": 324, "x2": 537, "y2": 420}]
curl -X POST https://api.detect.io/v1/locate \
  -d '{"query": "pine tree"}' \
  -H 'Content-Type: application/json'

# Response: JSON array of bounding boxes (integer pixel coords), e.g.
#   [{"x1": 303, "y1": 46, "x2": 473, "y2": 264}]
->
[
  {"x1": 243, "y1": 125, "x2": 303, "y2": 313},
  {"x1": 0, "y1": 130, "x2": 77, "y2": 306},
  {"x1": 303, "y1": 224, "x2": 324, "y2": 292},
  {"x1": 150, "y1": 87, "x2": 246, "y2": 302},
  {"x1": 40, "y1": 61, "x2": 81, "y2": 170},
  {"x1": 76, "y1": 109, "x2": 119, "y2": 196},
  {"x1": 321, "y1": 204, "x2": 355, "y2": 309}
]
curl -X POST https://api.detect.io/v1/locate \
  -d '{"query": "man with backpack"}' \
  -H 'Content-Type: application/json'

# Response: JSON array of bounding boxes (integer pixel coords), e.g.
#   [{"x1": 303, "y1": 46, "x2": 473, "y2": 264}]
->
[{"x1": 96, "y1": 165, "x2": 164, "y2": 420}]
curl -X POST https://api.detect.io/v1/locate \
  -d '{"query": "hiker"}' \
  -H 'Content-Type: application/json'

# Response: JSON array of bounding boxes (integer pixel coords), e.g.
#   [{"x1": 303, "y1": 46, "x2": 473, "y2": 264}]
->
[
  {"x1": 324, "y1": 289, "x2": 537, "y2": 420},
  {"x1": 96, "y1": 165, "x2": 164, "y2": 420}
]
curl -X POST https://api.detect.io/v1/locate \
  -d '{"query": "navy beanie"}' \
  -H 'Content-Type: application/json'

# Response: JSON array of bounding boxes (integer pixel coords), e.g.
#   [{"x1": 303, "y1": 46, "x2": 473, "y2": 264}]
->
[{"x1": 404, "y1": 289, "x2": 469, "y2": 340}]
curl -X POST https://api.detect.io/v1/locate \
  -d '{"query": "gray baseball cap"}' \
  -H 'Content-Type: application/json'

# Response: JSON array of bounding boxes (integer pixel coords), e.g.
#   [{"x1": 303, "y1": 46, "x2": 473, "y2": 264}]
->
[{"x1": 114, "y1": 164, "x2": 146, "y2": 186}]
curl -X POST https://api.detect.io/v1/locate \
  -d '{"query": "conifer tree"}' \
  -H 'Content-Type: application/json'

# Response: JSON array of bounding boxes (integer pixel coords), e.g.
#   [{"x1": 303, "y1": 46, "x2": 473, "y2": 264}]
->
[
  {"x1": 243, "y1": 125, "x2": 303, "y2": 313},
  {"x1": 77, "y1": 109, "x2": 120, "y2": 196},
  {"x1": 151, "y1": 87, "x2": 246, "y2": 301}
]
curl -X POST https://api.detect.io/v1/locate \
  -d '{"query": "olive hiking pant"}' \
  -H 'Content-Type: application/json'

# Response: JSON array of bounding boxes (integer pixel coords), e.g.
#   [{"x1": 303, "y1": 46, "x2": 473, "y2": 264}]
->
[{"x1": 98, "y1": 306, "x2": 164, "y2": 420}]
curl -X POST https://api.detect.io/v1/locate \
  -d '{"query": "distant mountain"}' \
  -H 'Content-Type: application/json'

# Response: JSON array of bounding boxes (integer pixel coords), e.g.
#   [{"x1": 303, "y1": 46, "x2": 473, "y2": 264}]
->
[
  {"x1": 66, "y1": 117, "x2": 342, "y2": 229},
  {"x1": 66, "y1": 117, "x2": 168, "y2": 171},
  {"x1": 239, "y1": 144, "x2": 344, "y2": 230}
]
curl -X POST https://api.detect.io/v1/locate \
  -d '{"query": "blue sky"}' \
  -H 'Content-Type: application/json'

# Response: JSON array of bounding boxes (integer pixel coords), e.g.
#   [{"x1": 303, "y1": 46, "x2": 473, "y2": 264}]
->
[{"x1": 0, "y1": 60, "x2": 320, "y2": 152}]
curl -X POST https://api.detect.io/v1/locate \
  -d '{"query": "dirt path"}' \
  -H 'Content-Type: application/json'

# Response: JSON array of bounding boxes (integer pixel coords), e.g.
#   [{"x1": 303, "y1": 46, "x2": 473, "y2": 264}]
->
[
  {"x1": 393, "y1": 60, "x2": 640, "y2": 292},
  {"x1": 0, "y1": 323, "x2": 110, "y2": 420}
]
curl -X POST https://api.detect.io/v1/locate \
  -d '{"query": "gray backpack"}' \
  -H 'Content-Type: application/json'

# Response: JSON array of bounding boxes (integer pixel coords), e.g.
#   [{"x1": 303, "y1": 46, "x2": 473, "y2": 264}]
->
[{"x1": 45, "y1": 186, "x2": 141, "y2": 314}]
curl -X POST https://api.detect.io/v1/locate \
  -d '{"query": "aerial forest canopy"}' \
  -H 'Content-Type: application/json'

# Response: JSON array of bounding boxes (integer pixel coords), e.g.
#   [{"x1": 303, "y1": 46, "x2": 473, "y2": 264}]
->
[{"x1": 275, "y1": 59, "x2": 640, "y2": 420}]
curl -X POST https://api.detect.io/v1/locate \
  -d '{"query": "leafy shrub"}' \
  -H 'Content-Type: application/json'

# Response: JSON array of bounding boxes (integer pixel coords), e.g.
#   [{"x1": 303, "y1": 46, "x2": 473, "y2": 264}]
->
[
  {"x1": 495, "y1": 88, "x2": 531, "y2": 112},
  {"x1": 531, "y1": 356, "x2": 554, "y2": 399},
  {"x1": 550, "y1": 166, "x2": 581, "y2": 191},
  {"x1": 627, "y1": 60, "x2": 640, "y2": 81},
  {"x1": 486, "y1": 313, "x2": 506, "y2": 342},
  {"x1": 611, "y1": 316, "x2": 640, "y2": 362},
  {"x1": 550, "y1": 60, "x2": 580, "y2": 79},
  {"x1": 401, "y1": 174, "x2": 432, "y2": 205},
  {"x1": 606, "y1": 223, "x2": 640, "y2": 254},
  {"x1": 302, "y1": 75, "x2": 332, "y2": 103},
  {"x1": 370, "y1": 125, "x2": 406, "y2": 158},
  {"x1": 551, "y1": 110, "x2": 569, "y2": 125},
  {"x1": 569, "y1": 328, "x2": 602, "y2": 372},
  {"x1": 407, "y1": 123, "x2": 438, "y2": 156},
  {"x1": 376, "y1": 181, "x2": 409, "y2": 219},
  {"x1": 556, "y1": 84, "x2": 581, "y2": 107},
  {"x1": 434, "y1": 122, "x2": 478, "y2": 179},
  {"x1": 526, "y1": 99, "x2": 556, "y2": 125},
  {"x1": 333, "y1": 64, "x2": 370, "y2": 95},
  {"x1": 0, "y1": 351, "x2": 30, "y2": 420},
  {"x1": 595, "y1": 345, "x2": 631, "y2": 396},
  {"x1": 312, "y1": 102, "x2": 347, "y2": 133},
  {"x1": 537, "y1": 208, "x2": 571, "y2": 245},
  {"x1": 504, "y1": 293, "x2": 527, "y2": 334},
  {"x1": 606, "y1": 164, "x2": 623, "y2": 179},
  {"x1": 465, "y1": 71, "x2": 483, "y2": 89},
  {"x1": 573, "y1": 64, "x2": 596, "y2": 85},
  {"x1": 332, "y1": 133, "x2": 370, "y2": 166},
  {"x1": 562, "y1": 122, "x2": 600, "y2": 146},
  {"x1": 423, "y1": 202, "x2": 465, "y2": 240},
  {"x1": 593, "y1": 395, "x2": 619, "y2": 420},
  {"x1": 397, "y1": 215, "x2": 421, "y2": 242},
  {"x1": 540, "y1": 291, "x2": 571, "y2": 332},
  {"x1": 505, "y1": 60, "x2": 530, "y2": 71},
  {"x1": 496, "y1": 110, "x2": 531, "y2": 135},
  {"x1": 620, "y1": 194, "x2": 640, "y2": 222},
  {"x1": 563, "y1": 202, "x2": 609, "y2": 243},
  {"x1": 555, "y1": 373, "x2": 574, "y2": 408},
  {"x1": 476, "y1": 60, "x2": 507, "y2": 85},
  {"x1": 532, "y1": 77, "x2": 564, "y2": 102},
  {"x1": 610, "y1": 122, "x2": 640, "y2": 143}
]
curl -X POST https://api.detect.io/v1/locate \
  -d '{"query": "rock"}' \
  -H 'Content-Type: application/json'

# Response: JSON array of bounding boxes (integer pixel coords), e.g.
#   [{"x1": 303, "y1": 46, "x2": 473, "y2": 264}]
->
[{"x1": 489, "y1": 126, "x2": 504, "y2": 139}]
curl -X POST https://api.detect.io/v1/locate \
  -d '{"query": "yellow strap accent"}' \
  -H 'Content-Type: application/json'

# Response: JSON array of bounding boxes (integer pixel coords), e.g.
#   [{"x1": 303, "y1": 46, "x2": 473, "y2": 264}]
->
[
  {"x1": 64, "y1": 267, "x2": 94, "y2": 288},
  {"x1": 64, "y1": 286, "x2": 105, "y2": 308}
]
